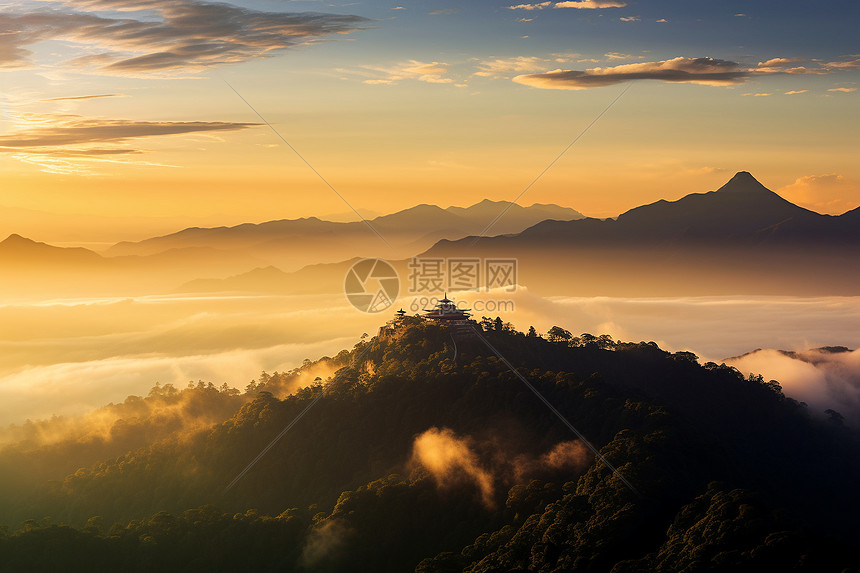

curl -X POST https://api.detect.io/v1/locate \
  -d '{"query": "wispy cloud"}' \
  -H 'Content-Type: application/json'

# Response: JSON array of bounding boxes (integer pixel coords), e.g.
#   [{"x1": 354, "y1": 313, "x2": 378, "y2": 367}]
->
[
  {"x1": 0, "y1": 113, "x2": 257, "y2": 174},
  {"x1": 827, "y1": 87, "x2": 857, "y2": 93},
  {"x1": 9, "y1": 152, "x2": 175, "y2": 176},
  {"x1": 784, "y1": 90, "x2": 808, "y2": 95},
  {"x1": 619, "y1": 16, "x2": 639, "y2": 22},
  {"x1": 41, "y1": 94, "x2": 127, "y2": 102},
  {"x1": 0, "y1": 115, "x2": 257, "y2": 149},
  {"x1": 474, "y1": 56, "x2": 555, "y2": 78},
  {"x1": 555, "y1": 0, "x2": 627, "y2": 8},
  {"x1": 508, "y1": 2, "x2": 552, "y2": 10},
  {"x1": 514, "y1": 57, "x2": 749, "y2": 89},
  {"x1": 824, "y1": 55, "x2": 860, "y2": 69},
  {"x1": 0, "y1": 1, "x2": 368, "y2": 75},
  {"x1": 356, "y1": 60, "x2": 456, "y2": 85},
  {"x1": 754, "y1": 57, "x2": 819, "y2": 75},
  {"x1": 508, "y1": 0, "x2": 625, "y2": 9}
]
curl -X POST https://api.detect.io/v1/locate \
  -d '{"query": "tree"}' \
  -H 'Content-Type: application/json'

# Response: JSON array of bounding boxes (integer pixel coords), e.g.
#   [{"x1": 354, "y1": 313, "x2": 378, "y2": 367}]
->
[
  {"x1": 527, "y1": 326, "x2": 538, "y2": 338},
  {"x1": 579, "y1": 333, "x2": 597, "y2": 347},
  {"x1": 673, "y1": 351, "x2": 698, "y2": 363},
  {"x1": 547, "y1": 326, "x2": 572, "y2": 343},
  {"x1": 825, "y1": 409, "x2": 845, "y2": 427}
]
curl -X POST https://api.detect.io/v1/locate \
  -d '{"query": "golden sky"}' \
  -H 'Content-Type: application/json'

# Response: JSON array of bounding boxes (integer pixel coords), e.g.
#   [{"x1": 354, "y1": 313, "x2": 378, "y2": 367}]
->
[{"x1": 1, "y1": 0, "x2": 859, "y2": 243}]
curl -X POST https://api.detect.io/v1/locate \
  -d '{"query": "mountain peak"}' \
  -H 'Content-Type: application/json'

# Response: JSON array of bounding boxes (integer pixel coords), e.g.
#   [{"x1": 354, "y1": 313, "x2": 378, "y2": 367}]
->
[
  {"x1": 1, "y1": 234, "x2": 38, "y2": 248},
  {"x1": 716, "y1": 171, "x2": 770, "y2": 194}
]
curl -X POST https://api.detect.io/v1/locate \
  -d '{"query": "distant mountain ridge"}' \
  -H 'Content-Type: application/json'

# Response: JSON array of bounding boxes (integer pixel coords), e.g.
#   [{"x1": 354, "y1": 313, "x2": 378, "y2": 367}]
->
[
  {"x1": 104, "y1": 200, "x2": 585, "y2": 269},
  {"x1": 0, "y1": 234, "x2": 102, "y2": 266},
  {"x1": 6, "y1": 172, "x2": 860, "y2": 297},
  {"x1": 416, "y1": 172, "x2": 860, "y2": 296},
  {"x1": 171, "y1": 171, "x2": 860, "y2": 297},
  {"x1": 500, "y1": 171, "x2": 854, "y2": 247},
  {"x1": 0, "y1": 233, "x2": 268, "y2": 297},
  {"x1": 0, "y1": 200, "x2": 581, "y2": 296}
]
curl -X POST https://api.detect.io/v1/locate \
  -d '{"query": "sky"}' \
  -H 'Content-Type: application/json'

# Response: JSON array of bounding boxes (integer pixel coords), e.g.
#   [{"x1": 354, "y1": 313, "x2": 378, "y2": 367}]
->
[{"x1": 1, "y1": 0, "x2": 859, "y2": 243}]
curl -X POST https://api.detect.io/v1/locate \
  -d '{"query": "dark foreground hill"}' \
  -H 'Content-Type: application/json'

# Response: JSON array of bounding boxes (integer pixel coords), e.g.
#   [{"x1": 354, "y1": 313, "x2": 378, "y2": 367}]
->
[{"x1": 0, "y1": 320, "x2": 858, "y2": 572}]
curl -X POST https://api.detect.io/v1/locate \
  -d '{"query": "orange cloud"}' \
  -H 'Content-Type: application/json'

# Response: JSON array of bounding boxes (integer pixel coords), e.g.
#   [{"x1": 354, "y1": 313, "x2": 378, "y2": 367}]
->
[
  {"x1": 508, "y1": 2, "x2": 552, "y2": 10},
  {"x1": 555, "y1": 0, "x2": 627, "y2": 8},
  {"x1": 513, "y1": 439, "x2": 591, "y2": 480},
  {"x1": 474, "y1": 56, "x2": 552, "y2": 77},
  {"x1": 508, "y1": 0, "x2": 625, "y2": 8},
  {"x1": 358, "y1": 60, "x2": 455, "y2": 85},
  {"x1": 40, "y1": 94, "x2": 127, "y2": 102},
  {"x1": 753, "y1": 57, "x2": 818, "y2": 75},
  {"x1": 777, "y1": 174, "x2": 860, "y2": 215},
  {"x1": 411, "y1": 427, "x2": 495, "y2": 506},
  {"x1": 824, "y1": 56, "x2": 860, "y2": 69}
]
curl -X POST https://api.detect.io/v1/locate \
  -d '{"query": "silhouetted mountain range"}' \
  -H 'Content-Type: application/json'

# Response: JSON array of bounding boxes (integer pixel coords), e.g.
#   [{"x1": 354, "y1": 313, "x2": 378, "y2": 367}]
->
[
  {"x1": 443, "y1": 172, "x2": 859, "y2": 248},
  {"x1": 173, "y1": 172, "x2": 860, "y2": 297},
  {"x1": 0, "y1": 234, "x2": 102, "y2": 267},
  {"x1": 421, "y1": 172, "x2": 860, "y2": 296},
  {"x1": 0, "y1": 201, "x2": 580, "y2": 296},
  {"x1": 0, "y1": 234, "x2": 266, "y2": 296},
  {"x1": 4, "y1": 172, "x2": 860, "y2": 297},
  {"x1": 105, "y1": 200, "x2": 584, "y2": 269}
]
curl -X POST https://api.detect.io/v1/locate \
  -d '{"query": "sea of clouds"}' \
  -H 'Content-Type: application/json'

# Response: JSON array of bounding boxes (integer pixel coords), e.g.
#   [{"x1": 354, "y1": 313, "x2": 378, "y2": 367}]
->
[{"x1": 2, "y1": 290, "x2": 859, "y2": 426}]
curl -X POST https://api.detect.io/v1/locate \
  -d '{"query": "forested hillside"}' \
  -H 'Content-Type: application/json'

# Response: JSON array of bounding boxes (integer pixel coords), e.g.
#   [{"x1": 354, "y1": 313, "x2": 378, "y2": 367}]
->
[{"x1": 1, "y1": 320, "x2": 857, "y2": 572}]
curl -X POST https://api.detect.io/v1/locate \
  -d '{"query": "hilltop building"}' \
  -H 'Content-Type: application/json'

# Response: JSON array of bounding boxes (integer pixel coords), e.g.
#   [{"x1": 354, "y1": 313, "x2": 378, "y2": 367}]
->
[
  {"x1": 378, "y1": 308, "x2": 409, "y2": 336},
  {"x1": 421, "y1": 294, "x2": 473, "y2": 326},
  {"x1": 378, "y1": 295, "x2": 479, "y2": 338}
]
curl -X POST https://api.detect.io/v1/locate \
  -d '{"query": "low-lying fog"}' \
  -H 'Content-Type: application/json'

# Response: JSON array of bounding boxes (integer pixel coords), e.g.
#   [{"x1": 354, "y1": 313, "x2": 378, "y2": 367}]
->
[{"x1": 2, "y1": 290, "x2": 859, "y2": 427}]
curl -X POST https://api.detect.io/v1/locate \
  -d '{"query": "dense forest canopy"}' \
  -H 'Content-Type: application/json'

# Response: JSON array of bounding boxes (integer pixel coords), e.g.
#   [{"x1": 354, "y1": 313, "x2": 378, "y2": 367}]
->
[{"x1": 1, "y1": 319, "x2": 858, "y2": 572}]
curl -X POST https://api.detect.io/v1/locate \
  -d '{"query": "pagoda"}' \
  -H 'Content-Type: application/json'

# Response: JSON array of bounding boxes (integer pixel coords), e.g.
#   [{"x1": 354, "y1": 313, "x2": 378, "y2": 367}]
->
[
  {"x1": 378, "y1": 308, "x2": 410, "y2": 337},
  {"x1": 422, "y1": 294, "x2": 474, "y2": 327}
]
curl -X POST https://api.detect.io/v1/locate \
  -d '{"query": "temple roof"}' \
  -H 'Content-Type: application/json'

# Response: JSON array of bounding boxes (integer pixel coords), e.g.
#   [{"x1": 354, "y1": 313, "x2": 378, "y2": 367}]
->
[{"x1": 422, "y1": 294, "x2": 472, "y2": 321}]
